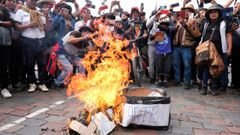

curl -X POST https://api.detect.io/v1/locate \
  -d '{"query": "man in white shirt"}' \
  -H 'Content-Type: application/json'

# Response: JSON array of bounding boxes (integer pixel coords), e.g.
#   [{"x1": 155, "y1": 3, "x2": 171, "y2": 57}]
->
[{"x1": 14, "y1": 0, "x2": 49, "y2": 92}]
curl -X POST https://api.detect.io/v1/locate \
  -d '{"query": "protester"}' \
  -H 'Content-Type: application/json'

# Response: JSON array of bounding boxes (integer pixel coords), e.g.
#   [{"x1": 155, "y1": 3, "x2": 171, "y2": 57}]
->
[
  {"x1": 0, "y1": 2, "x2": 13, "y2": 98},
  {"x1": 172, "y1": 4, "x2": 201, "y2": 89},
  {"x1": 15, "y1": 0, "x2": 49, "y2": 92},
  {"x1": 197, "y1": 4, "x2": 232, "y2": 95}
]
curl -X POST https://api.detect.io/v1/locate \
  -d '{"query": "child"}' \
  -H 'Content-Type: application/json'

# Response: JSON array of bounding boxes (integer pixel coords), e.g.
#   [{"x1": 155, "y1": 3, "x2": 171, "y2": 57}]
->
[{"x1": 153, "y1": 18, "x2": 172, "y2": 87}]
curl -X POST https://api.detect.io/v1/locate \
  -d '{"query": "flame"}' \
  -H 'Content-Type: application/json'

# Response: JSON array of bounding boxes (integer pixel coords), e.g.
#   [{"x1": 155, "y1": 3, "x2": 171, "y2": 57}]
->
[{"x1": 67, "y1": 20, "x2": 132, "y2": 123}]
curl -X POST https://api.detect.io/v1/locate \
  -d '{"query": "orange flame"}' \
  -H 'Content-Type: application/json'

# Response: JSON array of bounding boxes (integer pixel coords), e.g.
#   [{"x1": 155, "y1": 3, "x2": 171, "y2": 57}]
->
[{"x1": 67, "y1": 21, "x2": 132, "y2": 121}]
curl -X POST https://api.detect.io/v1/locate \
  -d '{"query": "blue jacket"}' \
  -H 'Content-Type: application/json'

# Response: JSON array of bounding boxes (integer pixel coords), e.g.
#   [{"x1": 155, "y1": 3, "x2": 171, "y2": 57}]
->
[
  {"x1": 52, "y1": 14, "x2": 76, "y2": 42},
  {"x1": 155, "y1": 32, "x2": 172, "y2": 55}
]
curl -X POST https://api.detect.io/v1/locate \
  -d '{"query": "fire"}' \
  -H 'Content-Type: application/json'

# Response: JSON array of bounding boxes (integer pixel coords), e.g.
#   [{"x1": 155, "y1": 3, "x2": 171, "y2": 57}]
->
[{"x1": 67, "y1": 20, "x2": 132, "y2": 123}]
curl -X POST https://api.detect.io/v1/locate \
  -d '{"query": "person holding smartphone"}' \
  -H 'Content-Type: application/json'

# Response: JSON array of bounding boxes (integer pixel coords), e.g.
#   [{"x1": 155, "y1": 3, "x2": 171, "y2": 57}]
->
[
  {"x1": 229, "y1": 2, "x2": 240, "y2": 89},
  {"x1": 172, "y1": 4, "x2": 201, "y2": 89}
]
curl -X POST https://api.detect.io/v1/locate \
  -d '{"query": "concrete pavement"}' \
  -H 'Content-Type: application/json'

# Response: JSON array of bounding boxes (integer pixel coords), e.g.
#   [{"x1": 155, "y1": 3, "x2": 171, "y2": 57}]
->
[{"x1": 0, "y1": 83, "x2": 240, "y2": 135}]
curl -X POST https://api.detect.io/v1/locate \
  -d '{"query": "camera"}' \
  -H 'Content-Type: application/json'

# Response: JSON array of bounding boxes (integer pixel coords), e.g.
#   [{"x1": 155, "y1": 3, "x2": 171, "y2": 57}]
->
[{"x1": 233, "y1": 17, "x2": 239, "y2": 25}]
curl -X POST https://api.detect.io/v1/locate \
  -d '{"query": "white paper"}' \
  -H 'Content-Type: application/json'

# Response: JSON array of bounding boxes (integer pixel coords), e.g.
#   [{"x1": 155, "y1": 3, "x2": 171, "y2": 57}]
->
[
  {"x1": 121, "y1": 103, "x2": 170, "y2": 127},
  {"x1": 92, "y1": 110, "x2": 116, "y2": 135}
]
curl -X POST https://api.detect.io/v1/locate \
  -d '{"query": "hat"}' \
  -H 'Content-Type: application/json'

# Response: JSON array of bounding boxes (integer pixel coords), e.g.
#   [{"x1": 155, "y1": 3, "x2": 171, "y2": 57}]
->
[
  {"x1": 78, "y1": 26, "x2": 93, "y2": 33},
  {"x1": 159, "y1": 14, "x2": 170, "y2": 25},
  {"x1": 130, "y1": 7, "x2": 140, "y2": 15},
  {"x1": 181, "y1": 4, "x2": 195, "y2": 13},
  {"x1": 61, "y1": 3, "x2": 72, "y2": 14},
  {"x1": 205, "y1": 4, "x2": 223, "y2": 20}
]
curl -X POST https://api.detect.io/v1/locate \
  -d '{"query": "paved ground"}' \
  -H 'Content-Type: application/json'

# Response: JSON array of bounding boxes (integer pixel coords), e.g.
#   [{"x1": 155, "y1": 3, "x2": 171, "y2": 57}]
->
[{"x1": 0, "y1": 82, "x2": 240, "y2": 135}]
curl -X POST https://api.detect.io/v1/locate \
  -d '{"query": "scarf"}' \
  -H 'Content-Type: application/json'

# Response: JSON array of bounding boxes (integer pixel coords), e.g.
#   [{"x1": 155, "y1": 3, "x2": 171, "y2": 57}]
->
[{"x1": 20, "y1": 5, "x2": 44, "y2": 31}]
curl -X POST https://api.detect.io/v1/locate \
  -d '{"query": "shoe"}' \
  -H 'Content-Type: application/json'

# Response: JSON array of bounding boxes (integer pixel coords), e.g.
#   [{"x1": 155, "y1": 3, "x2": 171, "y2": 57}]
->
[
  {"x1": 149, "y1": 78, "x2": 155, "y2": 84},
  {"x1": 28, "y1": 83, "x2": 37, "y2": 93},
  {"x1": 156, "y1": 81, "x2": 162, "y2": 88},
  {"x1": 196, "y1": 83, "x2": 202, "y2": 91},
  {"x1": 172, "y1": 81, "x2": 180, "y2": 86},
  {"x1": 184, "y1": 84, "x2": 191, "y2": 90},
  {"x1": 199, "y1": 87, "x2": 207, "y2": 95},
  {"x1": 211, "y1": 89, "x2": 219, "y2": 96},
  {"x1": 219, "y1": 86, "x2": 227, "y2": 92},
  {"x1": 38, "y1": 84, "x2": 49, "y2": 92},
  {"x1": 1, "y1": 88, "x2": 12, "y2": 98},
  {"x1": 162, "y1": 81, "x2": 169, "y2": 88},
  {"x1": 12, "y1": 83, "x2": 26, "y2": 91}
]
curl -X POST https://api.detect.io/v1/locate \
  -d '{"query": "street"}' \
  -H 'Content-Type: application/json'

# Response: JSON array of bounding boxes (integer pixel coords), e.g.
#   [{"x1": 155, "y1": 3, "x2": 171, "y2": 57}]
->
[{"x1": 0, "y1": 83, "x2": 240, "y2": 135}]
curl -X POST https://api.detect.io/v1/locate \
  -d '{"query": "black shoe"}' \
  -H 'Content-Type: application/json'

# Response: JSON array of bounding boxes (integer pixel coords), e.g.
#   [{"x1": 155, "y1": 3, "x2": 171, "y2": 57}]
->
[
  {"x1": 162, "y1": 81, "x2": 169, "y2": 88},
  {"x1": 196, "y1": 83, "x2": 202, "y2": 91},
  {"x1": 172, "y1": 81, "x2": 180, "y2": 86},
  {"x1": 184, "y1": 84, "x2": 191, "y2": 90},
  {"x1": 199, "y1": 87, "x2": 207, "y2": 95},
  {"x1": 149, "y1": 78, "x2": 155, "y2": 84},
  {"x1": 156, "y1": 81, "x2": 162, "y2": 88},
  {"x1": 219, "y1": 86, "x2": 227, "y2": 92},
  {"x1": 211, "y1": 89, "x2": 219, "y2": 96},
  {"x1": 12, "y1": 83, "x2": 26, "y2": 91}
]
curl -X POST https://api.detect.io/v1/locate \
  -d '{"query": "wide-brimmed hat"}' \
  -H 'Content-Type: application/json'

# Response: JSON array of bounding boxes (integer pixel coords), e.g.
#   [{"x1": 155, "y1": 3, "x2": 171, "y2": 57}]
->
[
  {"x1": 181, "y1": 4, "x2": 195, "y2": 13},
  {"x1": 205, "y1": 4, "x2": 223, "y2": 20}
]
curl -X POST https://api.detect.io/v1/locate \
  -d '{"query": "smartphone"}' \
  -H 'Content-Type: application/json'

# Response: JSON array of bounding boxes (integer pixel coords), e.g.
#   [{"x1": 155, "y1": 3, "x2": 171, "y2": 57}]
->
[
  {"x1": 141, "y1": 3, "x2": 144, "y2": 7},
  {"x1": 66, "y1": 0, "x2": 74, "y2": 3},
  {"x1": 233, "y1": 17, "x2": 239, "y2": 25},
  {"x1": 222, "y1": 7, "x2": 233, "y2": 19},
  {"x1": 204, "y1": 0, "x2": 212, "y2": 4},
  {"x1": 85, "y1": 3, "x2": 95, "y2": 9},
  {"x1": 188, "y1": 13, "x2": 194, "y2": 20},
  {"x1": 171, "y1": 3, "x2": 180, "y2": 8},
  {"x1": 115, "y1": 8, "x2": 123, "y2": 13},
  {"x1": 159, "y1": 6, "x2": 167, "y2": 10},
  {"x1": 177, "y1": 11, "x2": 186, "y2": 19},
  {"x1": 99, "y1": 5, "x2": 108, "y2": 11},
  {"x1": 161, "y1": 10, "x2": 170, "y2": 14}
]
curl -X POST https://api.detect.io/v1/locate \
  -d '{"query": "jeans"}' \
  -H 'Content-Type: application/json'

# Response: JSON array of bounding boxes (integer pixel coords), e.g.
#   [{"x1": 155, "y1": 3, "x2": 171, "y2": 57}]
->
[
  {"x1": 55, "y1": 54, "x2": 85, "y2": 86},
  {"x1": 172, "y1": 47, "x2": 192, "y2": 84},
  {"x1": 197, "y1": 65, "x2": 209, "y2": 87},
  {"x1": 55, "y1": 54, "x2": 73, "y2": 86},
  {"x1": 0, "y1": 46, "x2": 11, "y2": 89},
  {"x1": 21, "y1": 37, "x2": 47, "y2": 84},
  {"x1": 148, "y1": 44, "x2": 156, "y2": 79}
]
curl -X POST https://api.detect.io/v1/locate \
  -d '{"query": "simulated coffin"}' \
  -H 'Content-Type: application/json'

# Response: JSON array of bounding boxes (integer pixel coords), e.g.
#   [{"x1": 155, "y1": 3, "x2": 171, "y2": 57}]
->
[{"x1": 120, "y1": 87, "x2": 171, "y2": 129}]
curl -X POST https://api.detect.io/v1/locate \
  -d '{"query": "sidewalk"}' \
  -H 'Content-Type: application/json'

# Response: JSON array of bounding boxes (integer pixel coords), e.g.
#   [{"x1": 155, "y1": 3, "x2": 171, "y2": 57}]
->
[{"x1": 0, "y1": 83, "x2": 240, "y2": 135}]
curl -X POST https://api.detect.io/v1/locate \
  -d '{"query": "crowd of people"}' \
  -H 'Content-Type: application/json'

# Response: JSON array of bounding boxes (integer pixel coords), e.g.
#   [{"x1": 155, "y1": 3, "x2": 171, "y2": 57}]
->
[{"x1": 0, "y1": 0, "x2": 239, "y2": 98}]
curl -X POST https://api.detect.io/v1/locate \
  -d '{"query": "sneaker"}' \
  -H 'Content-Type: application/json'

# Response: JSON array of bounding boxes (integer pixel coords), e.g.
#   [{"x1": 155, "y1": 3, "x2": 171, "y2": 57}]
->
[
  {"x1": 162, "y1": 81, "x2": 169, "y2": 88},
  {"x1": 211, "y1": 89, "x2": 219, "y2": 96},
  {"x1": 12, "y1": 83, "x2": 26, "y2": 91},
  {"x1": 38, "y1": 84, "x2": 49, "y2": 92},
  {"x1": 184, "y1": 84, "x2": 191, "y2": 90},
  {"x1": 219, "y1": 86, "x2": 227, "y2": 92},
  {"x1": 199, "y1": 86, "x2": 207, "y2": 95},
  {"x1": 196, "y1": 83, "x2": 202, "y2": 91},
  {"x1": 149, "y1": 78, "x2": 155, "y2": 84},
  {"x1": 1, "y1": 88, "x2": 12, "y2": 98},
  {"x1": 28, "y1": 83, "x2": 37, "y2": 93}
]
